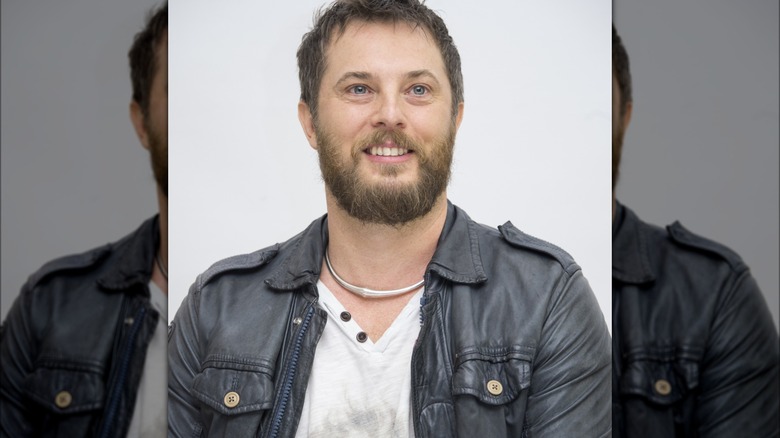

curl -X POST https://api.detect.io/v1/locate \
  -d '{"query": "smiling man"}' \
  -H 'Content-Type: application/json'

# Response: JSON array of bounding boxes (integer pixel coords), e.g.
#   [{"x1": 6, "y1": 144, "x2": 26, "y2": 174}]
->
[{"x1": 168, "y1": 1, "x2": 610, "y2": 436}]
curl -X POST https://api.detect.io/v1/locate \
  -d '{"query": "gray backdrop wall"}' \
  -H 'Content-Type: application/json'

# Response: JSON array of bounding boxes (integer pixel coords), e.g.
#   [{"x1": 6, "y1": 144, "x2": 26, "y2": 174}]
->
[
  {"x1": 1, "y1": 0, "x2": 161, "y2": 320},
  {"x1": 614, "y1": 0, "x2": 779, "y2": 329}
]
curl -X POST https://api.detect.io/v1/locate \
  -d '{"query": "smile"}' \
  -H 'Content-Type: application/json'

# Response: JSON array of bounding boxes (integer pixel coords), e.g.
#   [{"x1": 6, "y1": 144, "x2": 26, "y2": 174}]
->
[{"x1": 366, "y1": 146, "x2": 410, "y2": 157}]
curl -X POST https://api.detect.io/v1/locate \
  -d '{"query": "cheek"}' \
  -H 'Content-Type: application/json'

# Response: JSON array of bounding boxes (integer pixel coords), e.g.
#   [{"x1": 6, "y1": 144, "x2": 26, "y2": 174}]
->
[
  {"x1": 409, "y1": 108, "x2": 452, "y2": 140},
  {"x1": 320, "y1": 107, "x2": 368, "y2": 139}
]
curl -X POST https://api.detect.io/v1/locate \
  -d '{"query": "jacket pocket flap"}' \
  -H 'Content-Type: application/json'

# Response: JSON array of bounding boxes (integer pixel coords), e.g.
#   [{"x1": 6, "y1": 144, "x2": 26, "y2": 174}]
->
[
  {"x1": 452, "y1": 357, "x2": 531, "y2": 405},
  {"x1": 192, "y1": 367, "x2": 274, "y2": 415},
  {"x1": 619, "y1": 358, "x2": 700, "y2": 405},
  {"x1": 24, "y1": 367, "x2": 105, "y2": 414}
]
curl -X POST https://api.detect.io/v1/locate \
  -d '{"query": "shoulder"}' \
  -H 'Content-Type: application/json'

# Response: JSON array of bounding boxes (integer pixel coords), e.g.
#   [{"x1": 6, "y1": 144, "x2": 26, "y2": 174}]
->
[
  {"x1": 195, "y1": 244, "x2": 281, "y2": 290},
  {"x1": 618, "y1": 204, "x2": 748, "y2": 278},
  {"x1": 488, "y1": 221, "x2": 580, "y2": 276},
  {"x1": 26, "y1": 243, "x2": 113, "y2": 291},
  {"x1": 193, "y1": 221, "x2": 314, "y2": 291},
  {"x1": 635, "y1": 213, "x2": 748, "y2": 276},
  {"x1": 25, "y1": 216, "x2": 157, "y2": 289},
  {"x1": 664, "y1": 221, "x2": 746, "y2": 272},
  {"x1": 182, "y1": 228, "x2": 314, "y2": 339}
]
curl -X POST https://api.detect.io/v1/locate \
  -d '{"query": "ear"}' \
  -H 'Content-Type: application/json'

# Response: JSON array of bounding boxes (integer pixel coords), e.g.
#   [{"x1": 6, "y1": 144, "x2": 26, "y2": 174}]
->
[
  {"x1": 298, "y1": 100, "x2": 318, "y2": 150},
  {"x1": 454, "y1": 101, "x2": 465, "y2": 131},
  {"x1": 130, "y1": 100, "x2": 150, "y2": 151}
]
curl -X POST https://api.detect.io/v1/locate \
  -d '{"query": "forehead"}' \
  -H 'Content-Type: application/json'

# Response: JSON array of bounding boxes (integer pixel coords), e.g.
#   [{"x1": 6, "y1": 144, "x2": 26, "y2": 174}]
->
[{"x1": 322, "y1": 20, "x2": 446, "y2": 77}]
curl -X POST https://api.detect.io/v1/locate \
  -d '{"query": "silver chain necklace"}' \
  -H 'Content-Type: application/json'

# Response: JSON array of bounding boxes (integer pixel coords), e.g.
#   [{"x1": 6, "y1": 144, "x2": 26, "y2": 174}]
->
[{"x1": 324, "y1": 250, "x2": 424, "y2": 299}]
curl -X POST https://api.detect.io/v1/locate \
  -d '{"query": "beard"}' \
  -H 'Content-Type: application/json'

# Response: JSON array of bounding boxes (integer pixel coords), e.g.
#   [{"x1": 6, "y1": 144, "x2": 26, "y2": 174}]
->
[
  {"x1": 316, "y1": 126, "x2": 455, "y2": 226},
  {"x1": 145, "y1": 117, "x2": 168, "y2": 197}
]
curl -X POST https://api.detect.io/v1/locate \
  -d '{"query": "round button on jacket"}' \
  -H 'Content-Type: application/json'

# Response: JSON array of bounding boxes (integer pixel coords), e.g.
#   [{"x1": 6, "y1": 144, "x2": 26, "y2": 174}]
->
[
  {"x1": 356, "y1": 331, "x2": 368, "y2": 343},
  {"x1": 654, "y1": 379, "x2": 672, "y2": 396},
  {"x1": 487, "y1": 380, "x2": 503, "y2": 396},
  {"x1": 55, "y1": 390, "x2": 72, "y2": 409},
  {"x1": 224, "y1": 391, "x2": 240, "y2": 408},
  {"x1": 340, "y1": 311, "x2": 351, "y2": 322}
]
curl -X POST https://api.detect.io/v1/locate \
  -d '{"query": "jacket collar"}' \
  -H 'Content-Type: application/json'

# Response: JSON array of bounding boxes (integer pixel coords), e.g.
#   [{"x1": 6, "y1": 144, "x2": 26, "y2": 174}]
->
[
  {"x1": 97, "y1": 215, "x2": 160, "y2": 292},
  {"x1": 427, "y1": 201, "x2": 487, "y2": 284},
  {"x1": 612, "y1": 201, "x2": 655, "y2": 284},
  {"x1": 265, "y1": 201, "x2": 487, "y2": 291}
]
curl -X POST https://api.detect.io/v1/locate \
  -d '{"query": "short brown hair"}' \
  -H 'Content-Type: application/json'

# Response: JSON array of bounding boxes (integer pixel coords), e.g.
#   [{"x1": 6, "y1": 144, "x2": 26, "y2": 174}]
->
[
  {"x1": 297, "y1": 0, "x2": 464, "y2": 119},
  {"x1": 128, "y1": 3, "x2": 168, "y2": 115},
  {"x1": 612, "y1": 24, "x2": 632, "y2": 117}
]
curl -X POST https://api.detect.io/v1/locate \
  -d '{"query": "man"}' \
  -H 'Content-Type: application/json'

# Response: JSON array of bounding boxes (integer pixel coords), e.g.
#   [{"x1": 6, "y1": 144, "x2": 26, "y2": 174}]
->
[
  {"x1": 612, "y1": 24, "x2": 779, "y2": 436},
  {"x1": 0, "y1": 4, "x2": 168, "y2": 437},
  {"x1": 168, "y1": 1, "x2": 610, "y2": 436}
]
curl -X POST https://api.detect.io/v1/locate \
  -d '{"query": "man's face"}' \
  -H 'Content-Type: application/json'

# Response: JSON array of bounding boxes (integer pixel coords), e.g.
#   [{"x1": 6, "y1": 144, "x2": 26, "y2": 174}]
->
[
  {"x1": 146, "y1": 32, "x2": 168, "y2": 196},
  {"x1": 303, "y1": 21, "x2": 462, "y2": 226},
  {"x1": 612, "y1": 72, "x2": 623, "y2": 190}
]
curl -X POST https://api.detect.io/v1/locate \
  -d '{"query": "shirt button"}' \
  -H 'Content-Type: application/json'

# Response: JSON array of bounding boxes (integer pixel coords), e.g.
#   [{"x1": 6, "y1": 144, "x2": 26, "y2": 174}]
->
[
  {"x1": 487, "y1": 380, "x2": 503, "y2": 396},
  {"x1": 224, "y1": 391, "x2": 240, "y2": 408},
  {"x1": 356, "y1": 331, "x2": 368, "y2": 343},
  {"x1": 55, "y1": 390, "x2": 72, "y2": 409},
  {"x1": 340, "y1": 311, "x2": 351, "y2": 322},
  {"x1": 654, "y1": 379, "x2": 672, "y2": 396}
]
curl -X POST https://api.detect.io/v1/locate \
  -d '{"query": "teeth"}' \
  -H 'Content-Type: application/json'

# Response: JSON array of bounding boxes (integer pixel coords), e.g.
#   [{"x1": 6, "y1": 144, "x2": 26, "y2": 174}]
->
[{"x1": 369, "y1": 147, "x2": 409, "y2": 157}]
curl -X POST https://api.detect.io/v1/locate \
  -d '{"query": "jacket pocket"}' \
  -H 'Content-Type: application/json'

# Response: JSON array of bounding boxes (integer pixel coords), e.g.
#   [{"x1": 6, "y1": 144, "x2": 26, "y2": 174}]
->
[
  {"x1": 619, "y1": 356, "x2": 700, "y2": 437},
  {"x1": 191, "y1": 365, "x2": 275, "y2": 436},
  {"x1": 23, "y1": 365, "x2": 105, "y2": 436},
  {"x1": 452, "y1": 355, "x2": 531, "y2": 404},
  {"x1": 450, "y1": 352, "x2": 532, "y2": 437}
]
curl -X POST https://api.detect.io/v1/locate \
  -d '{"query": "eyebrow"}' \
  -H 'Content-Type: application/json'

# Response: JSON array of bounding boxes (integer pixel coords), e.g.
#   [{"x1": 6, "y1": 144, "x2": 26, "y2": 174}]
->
[
  {"x1": 334, "y1": 69, "x2": 442, "y2": 87},
  {"x1": 405, "y1": 69, "x2": 441, "y2": 87},
  {"x1": 335, "y1": 71, "x2": 373, "y2": 88}
]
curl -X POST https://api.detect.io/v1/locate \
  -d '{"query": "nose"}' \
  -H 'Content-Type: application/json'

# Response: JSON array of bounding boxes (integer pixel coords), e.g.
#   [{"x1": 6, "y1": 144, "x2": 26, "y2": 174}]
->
[{"x1": 371, "y1": 93, "x2": 406, "y2": 130}]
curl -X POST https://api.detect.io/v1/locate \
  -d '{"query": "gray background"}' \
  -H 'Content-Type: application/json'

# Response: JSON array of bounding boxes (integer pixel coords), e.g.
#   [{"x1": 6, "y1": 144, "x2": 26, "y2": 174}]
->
[
  {"x1": 1, "y1": 0, "x2": 160, "y2": 320},
  {"x1": 614, "y1": 0, "x2": 779, "y2": 329}
]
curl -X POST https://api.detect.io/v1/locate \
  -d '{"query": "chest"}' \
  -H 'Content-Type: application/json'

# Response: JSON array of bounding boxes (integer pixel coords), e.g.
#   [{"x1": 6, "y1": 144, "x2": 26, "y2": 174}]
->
[
  {"x1": 294, "y1": 286, "x2": 422, "y2": 437},
  {"x1": 319, "y1": 276, "x2": 421, "y2": 342}
]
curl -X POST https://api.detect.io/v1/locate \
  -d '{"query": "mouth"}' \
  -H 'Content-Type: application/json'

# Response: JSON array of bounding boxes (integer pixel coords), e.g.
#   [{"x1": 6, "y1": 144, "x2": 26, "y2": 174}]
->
[
  {"x1": 363, "y1": 142, "x2": 412, "y2": 157},
  {"x1": 366, "y1": 146, "x2": 410, "y2": 157}
]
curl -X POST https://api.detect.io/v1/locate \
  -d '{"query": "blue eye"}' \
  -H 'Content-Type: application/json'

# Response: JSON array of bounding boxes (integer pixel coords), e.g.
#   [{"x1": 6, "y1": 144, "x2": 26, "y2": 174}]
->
[
  {"x1": 411, "y1": 85, "x2": 427, "y2": 95},
  {"x1": 351, "y1": 85, "x2": 368, "y2": 94}
]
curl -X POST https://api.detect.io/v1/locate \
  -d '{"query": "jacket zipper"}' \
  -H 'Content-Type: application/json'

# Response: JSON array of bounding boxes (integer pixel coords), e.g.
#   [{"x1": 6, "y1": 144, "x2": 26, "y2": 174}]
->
[
  {"x1": 269, "y1": 303, "x2": 315, "y2": 438},
  {"x1": 98, "y1": 305, "x2": 146, "y2": 438},
  {"x1": 411, "y1": 271, "x2": 434, "y2": 438}
]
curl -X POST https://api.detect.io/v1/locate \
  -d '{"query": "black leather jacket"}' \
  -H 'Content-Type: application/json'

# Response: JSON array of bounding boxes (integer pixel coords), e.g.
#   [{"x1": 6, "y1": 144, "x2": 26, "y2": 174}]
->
[
  {"x1": 0, "y1": 217, "x2": 161, "y2": 437},
  {"x1": 612, "y1": 202, "x2": 779, "y2": 437},
  {"x1": 168, "y1": 202, "x2": 611, "y2": 437}
]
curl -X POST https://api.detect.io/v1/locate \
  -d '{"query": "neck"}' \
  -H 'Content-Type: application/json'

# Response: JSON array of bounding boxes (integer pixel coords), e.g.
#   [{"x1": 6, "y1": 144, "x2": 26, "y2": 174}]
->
[
  {"x1": 152, "y1": 185, "x2": 168, "y2": 294},
  {"x1": 324, "y1": 191, "x2": 448, "y2": 291}
]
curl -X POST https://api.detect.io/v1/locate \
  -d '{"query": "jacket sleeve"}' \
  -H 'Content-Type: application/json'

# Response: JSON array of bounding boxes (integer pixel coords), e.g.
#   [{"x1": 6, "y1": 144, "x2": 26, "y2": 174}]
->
[
  {"x1": 524, "y1": 269, "x2": 612, "y2": 437},
  {"x1": 696, "y1": 270, "x2": 779, "y2": 436},
  {"x1": 0, "y1": 285, "x2": 39, "y2": 437},
  {"x1": 168, "y1": 282, "x2": 206, "y2": 438}
]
